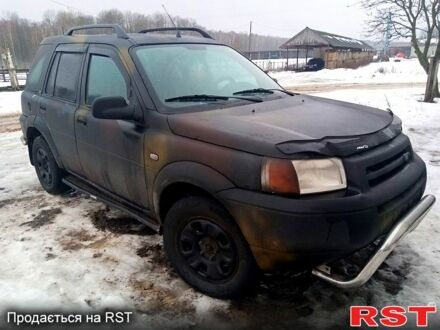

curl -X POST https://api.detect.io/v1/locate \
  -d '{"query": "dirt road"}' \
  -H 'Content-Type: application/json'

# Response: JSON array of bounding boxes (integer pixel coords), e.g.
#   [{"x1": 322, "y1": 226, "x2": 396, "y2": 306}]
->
[
  {"x1": 0, "y1": 114, "x2": 20, "y2": 133},
  {"x1": 286, "y1": 82, "x2": 426, "y2": 94}
]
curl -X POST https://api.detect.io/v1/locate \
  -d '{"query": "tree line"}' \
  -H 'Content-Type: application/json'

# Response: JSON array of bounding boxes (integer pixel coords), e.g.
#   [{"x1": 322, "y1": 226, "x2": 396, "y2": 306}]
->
[{"x1": 0, "y1": 9, "x2": 287, "y2": 68}]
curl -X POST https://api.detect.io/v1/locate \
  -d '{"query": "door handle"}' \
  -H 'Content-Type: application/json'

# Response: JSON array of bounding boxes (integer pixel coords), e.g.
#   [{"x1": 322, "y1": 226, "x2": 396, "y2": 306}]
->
[
  {"x1": 39, "y1": 104, "x2": 46, "y2": 111},
  {"x1": 76, "y1": 116, "x2": 88, "y2": 126}
]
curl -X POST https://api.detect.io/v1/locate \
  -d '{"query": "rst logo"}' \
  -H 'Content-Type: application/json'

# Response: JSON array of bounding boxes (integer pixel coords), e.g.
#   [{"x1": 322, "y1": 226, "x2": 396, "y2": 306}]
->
[{"x1": 350, "y1": 305, "x2": 437, "y2": 327}]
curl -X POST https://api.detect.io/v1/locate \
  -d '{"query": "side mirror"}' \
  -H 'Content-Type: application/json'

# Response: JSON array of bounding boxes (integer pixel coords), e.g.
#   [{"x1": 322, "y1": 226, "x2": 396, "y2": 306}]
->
[{"x1": 92, "y1": 96, "x2": 138, "y2": 121}]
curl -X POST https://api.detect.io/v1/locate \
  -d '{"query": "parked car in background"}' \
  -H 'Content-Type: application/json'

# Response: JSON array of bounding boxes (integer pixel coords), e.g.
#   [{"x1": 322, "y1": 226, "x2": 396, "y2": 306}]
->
[
  {"x1": 305, "y1": 58, "x2": 325, "y2": 71},
  {"x1": 389, "y1": 52, "x2": 407, "y2": 62}
]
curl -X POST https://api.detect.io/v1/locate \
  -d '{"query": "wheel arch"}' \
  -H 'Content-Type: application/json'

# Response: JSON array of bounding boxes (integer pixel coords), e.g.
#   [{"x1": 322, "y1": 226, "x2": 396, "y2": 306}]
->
[
  {"x1": 153, "y1": 161, "x2": 235, "y2": 224},
  {"x1": 26, "y1": 127, "x2": 41, "y2": 165},
  {"x1": 28, "y1": 118, "x2": 63, "y2": 168}
]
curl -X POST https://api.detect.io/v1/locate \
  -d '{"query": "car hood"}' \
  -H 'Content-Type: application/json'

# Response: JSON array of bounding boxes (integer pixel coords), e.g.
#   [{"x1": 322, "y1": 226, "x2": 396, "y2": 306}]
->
[{"x1": 167, "y1": 95, "x2": 402, "y2": 158}]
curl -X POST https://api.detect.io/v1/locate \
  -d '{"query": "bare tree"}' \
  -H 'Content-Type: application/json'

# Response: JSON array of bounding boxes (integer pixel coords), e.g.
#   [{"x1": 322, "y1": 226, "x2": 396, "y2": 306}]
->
[
  {"x1": 96, "y1": 9, "x2": 125, "y2": 26},
  {"x1": 0, "y1": 9, "x2": 288, "y2": 68},
  {"x1": 363, "y1": 0, "x2": 440, "y2": 102}
]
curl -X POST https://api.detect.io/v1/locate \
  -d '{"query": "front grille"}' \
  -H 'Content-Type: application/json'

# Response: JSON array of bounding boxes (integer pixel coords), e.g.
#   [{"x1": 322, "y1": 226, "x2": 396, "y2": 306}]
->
[
  {"x1": 377, "y1": 174, "x2": 425, "y2": 224},
  {"x1": 366, "y1": 147, "x2": 412, "y2": 187}
]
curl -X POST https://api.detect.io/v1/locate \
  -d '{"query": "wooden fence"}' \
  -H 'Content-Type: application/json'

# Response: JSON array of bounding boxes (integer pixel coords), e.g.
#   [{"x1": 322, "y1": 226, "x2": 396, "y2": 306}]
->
[{"x1": 0, "y1": 69, "x2": 28, "y2": 89}]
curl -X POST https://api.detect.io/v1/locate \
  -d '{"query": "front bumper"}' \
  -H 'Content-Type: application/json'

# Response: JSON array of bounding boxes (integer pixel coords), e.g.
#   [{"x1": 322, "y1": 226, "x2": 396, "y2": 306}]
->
[
  {"x1": 218, "y1": 153, "x2": 429, "y2": 271},
  {"x1": 312, "y1": 194, "x2": 435, "y2": 289}
]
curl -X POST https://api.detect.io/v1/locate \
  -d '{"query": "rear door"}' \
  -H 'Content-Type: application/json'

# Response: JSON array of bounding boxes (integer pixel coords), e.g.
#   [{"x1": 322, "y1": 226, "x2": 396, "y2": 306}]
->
[
  {"x1": 75, "y1": 45, "x2": 149, "y2": 207},
  {"x1": 39, "y1": 44, "x2": 86, "y2": 175},
  {"x1": 21, "y1": 44, "x2": 53, "y2": 117}
]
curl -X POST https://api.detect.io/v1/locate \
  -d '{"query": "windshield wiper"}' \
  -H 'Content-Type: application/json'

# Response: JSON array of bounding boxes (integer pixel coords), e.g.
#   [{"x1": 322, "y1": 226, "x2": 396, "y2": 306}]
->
[
  {"x1": 233, "y1": 88, "x2": 295, "y2": 96},
  {"x1": 268, "y1": 88, "x2": 296, "y2": 96},
  {"x1": 164, "y1": 94, "x2": 262, "y2": 103},
  {"x1": 233, "y1": 88, "x2": 274, "y2": 95}
]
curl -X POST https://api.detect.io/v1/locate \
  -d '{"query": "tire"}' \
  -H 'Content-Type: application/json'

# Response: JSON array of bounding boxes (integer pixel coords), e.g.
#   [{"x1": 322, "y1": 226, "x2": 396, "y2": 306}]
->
[
  {"x1": 163, "y1": 196, "x2": 259, "y2": 298},
  {"x1": 32, "y1": 136, "x2": 68, "y2": 195}
]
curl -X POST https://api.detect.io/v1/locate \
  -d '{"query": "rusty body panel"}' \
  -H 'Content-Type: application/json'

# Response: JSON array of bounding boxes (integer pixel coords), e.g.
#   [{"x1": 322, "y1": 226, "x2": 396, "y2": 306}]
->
[
  {"x1": 167, "y1": 95, "x2": 402, "y2": 158},
  {"x1": 20, "y1": 28, "x2": 429, "y2": 274}
]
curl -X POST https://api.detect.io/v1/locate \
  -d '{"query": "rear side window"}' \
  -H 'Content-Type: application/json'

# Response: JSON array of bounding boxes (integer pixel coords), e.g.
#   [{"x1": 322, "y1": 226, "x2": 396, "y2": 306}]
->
[
  {"x1": 45, "y1": 53, "x2": 60, "y2": 95},
  {"x1": 86, "y1": 55, "x2": 127, "y2": 105},
  {"x1": 53, "y1": 53, "x2": 83, "y2": 102},
  {"x1": 26, "y1": 45, "x2": 52, "y2": 92}
]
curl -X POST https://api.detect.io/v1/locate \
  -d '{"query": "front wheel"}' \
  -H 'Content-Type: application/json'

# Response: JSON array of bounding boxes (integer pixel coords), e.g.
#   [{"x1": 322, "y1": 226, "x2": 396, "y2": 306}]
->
[{"x1": 163, "y1": 196, "x2": 259, "y2": 298}]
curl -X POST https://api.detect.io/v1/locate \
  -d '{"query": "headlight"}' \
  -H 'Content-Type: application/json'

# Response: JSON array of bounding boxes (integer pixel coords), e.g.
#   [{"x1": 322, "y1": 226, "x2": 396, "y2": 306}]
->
[{"x1": 261, "y1": 157, "x2": 347, "y2": 195}]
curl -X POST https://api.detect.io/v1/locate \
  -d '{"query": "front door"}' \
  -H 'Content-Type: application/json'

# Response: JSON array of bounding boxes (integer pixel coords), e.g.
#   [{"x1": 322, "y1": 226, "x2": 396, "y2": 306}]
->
[{"x1": 74, "y1": 45, "x2": 149, "y2": 208}]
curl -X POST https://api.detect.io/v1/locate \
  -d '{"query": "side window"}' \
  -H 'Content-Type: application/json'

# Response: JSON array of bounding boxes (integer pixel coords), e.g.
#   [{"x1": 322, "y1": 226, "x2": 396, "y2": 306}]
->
[
  {"x1": 26, "y1": 45, "x2": 52, "y2": 92},
  {"x1": 45, "y1": 53, "x2": 60, "y2": 95},
  {"x1": 86, "y1": 55, "x2": 128, "y2": 105},
  {"x1": 53, "y1": 52, "x2": 83, "y2": 102}
]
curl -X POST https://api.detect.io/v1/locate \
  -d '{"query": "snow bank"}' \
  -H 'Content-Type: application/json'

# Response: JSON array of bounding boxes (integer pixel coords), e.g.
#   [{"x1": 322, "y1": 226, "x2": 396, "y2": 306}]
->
[
  {"x1": 0, "y1": 91, "x2": 22, "y2": 117},
  {"x1": 272, "y1": 59, "x2": 435, "y2": 87}
]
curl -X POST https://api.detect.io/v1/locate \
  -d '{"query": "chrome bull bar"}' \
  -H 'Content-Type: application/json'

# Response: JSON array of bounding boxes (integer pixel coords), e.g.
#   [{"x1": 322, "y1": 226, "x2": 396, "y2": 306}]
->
[{"x1": 312, "y1": 194, "x2": 436, "y2": 289}]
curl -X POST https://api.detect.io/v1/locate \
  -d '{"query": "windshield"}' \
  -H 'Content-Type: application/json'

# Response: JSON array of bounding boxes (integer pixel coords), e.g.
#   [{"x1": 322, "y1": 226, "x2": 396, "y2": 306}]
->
[{"x1": 133, "y1": 44, "x2": 281, "y2": 109}]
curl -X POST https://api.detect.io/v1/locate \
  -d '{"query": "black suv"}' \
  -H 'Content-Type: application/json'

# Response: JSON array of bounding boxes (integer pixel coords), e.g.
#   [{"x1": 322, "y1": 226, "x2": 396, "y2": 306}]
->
[{"x1": 20, "y1": 24, "x2": 435, "y2": 298}]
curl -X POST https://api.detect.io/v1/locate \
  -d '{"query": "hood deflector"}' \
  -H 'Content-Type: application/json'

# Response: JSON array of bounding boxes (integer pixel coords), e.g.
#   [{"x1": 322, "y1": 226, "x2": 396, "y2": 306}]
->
[{"x1": 276, "y1": 116, "x2": 402, "y2": 158}]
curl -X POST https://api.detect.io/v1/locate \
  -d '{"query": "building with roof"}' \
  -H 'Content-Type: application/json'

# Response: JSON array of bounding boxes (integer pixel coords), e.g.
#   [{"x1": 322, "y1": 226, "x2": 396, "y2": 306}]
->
[{"x1": 280, "y1": 27, "x2": 375, "y2": 69}]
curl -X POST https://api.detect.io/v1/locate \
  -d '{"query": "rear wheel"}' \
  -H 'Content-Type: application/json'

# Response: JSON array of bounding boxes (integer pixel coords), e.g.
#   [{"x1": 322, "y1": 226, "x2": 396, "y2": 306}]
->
[
  {"x1": 163, "y1": 196, "x2": 259, "y2": 298},
  {"x1": 32, "y1": 136, "x2": 68, "y2": 195}
]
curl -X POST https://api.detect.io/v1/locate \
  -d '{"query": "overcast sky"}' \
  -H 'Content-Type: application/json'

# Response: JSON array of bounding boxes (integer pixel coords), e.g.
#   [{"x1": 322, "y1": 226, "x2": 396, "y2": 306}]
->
[{"x1": 2, "y1": 0, "x2": 371, "y2": 39}]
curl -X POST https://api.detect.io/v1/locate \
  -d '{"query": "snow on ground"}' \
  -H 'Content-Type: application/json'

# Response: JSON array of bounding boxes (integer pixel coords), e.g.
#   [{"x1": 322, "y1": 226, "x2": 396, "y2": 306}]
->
[
  {"x1": 0, "y1": 131, "x2": 229, "y2": 329},
  {"x1": 0, "y1": 65, "x2": 439, "y2": 328},
  {"x1": 271, "y1": 59, "x2": 437, "y2": 88},
  {"x1": 0, "y1": 80, "x2": 26, "y2": 88},
  {"x1": 0, "y1": 91, "x2": 22, "y2": 117},
  {"x1": 308, "y1": 87, "x2": 440, "y2": 328}
]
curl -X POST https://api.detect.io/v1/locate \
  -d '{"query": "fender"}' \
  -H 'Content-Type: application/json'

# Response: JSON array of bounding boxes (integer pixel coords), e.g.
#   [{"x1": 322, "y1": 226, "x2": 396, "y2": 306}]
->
[
  {"x1": 152, "y1": 161, "x2": 235, "y2": 222},
  {"x1": 32, "y1": 115, "x2": 64, "y2": 168}
]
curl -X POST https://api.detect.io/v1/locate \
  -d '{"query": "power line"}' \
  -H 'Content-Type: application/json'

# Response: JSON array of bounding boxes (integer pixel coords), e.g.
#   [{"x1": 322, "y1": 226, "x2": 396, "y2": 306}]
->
[
  {"x1": 346, "y1": 0, "x2": 363, "y2": 8},
  {"x1": 248, "y1": 21, "x2": 252, "y2": 58},
  {"x1": 47, "y1": 0, "x2": 81, "y2": 12},
  {"x1": 46, "y1": 0, "x2": 93, "y2": 16}
]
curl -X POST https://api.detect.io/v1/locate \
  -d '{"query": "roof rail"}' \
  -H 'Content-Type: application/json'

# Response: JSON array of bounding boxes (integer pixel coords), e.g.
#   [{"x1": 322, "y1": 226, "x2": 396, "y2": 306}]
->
[
  {"x1": 138, "y1": 27, "x2": 213, "y2": 39},
  {"x1": 64, "y1": 24, "x2": 129, "y2": 39}
]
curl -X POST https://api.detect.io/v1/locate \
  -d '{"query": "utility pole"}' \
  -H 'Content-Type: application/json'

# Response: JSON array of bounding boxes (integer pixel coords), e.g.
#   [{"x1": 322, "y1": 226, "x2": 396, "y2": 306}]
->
[
  {"x1": 383, "y1": 11, "x2": 392, "y2": 59},
  {"x1": 248, "y1": 21, "x2": 252, "y2": 60}
]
